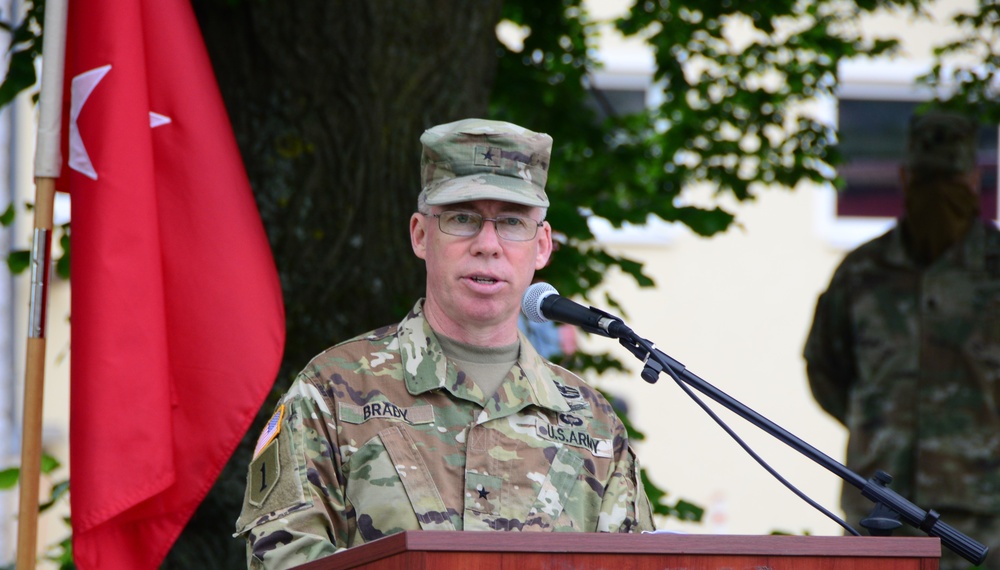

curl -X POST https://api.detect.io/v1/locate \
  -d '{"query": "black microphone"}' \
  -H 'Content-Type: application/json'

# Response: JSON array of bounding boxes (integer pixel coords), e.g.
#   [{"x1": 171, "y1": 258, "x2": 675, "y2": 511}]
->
[{"x1": 521, "y1": 282, "x2": 631, "y2": 338}]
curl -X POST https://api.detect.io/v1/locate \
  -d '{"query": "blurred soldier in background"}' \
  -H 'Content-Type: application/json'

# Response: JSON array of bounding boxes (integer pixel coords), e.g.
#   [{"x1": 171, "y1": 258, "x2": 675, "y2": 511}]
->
[{"x1": 804, "y1": 109, "x2": 1000, "y2": 569}]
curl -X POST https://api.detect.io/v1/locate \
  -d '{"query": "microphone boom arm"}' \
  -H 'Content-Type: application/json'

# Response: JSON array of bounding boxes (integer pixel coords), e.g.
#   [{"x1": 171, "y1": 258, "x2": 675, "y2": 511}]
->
[{"x1": 611, "y1": 327, "x2": 988, "y2": 566}]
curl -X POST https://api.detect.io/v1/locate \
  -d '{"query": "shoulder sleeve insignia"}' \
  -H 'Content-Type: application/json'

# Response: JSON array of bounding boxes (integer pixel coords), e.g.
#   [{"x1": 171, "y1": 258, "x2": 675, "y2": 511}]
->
[
  {"x1": 248, "y1": 439, "x2": 280, "y2": 507},
  {"x1": 253, "y1": 404, "x2": 285, "y2": 460}
]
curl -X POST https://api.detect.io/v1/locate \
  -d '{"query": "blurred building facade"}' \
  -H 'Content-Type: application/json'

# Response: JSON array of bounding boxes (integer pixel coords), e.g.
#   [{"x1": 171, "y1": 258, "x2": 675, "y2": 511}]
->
[{"x1": 583, "y1": 0, "x2": 997, "y2": 537}]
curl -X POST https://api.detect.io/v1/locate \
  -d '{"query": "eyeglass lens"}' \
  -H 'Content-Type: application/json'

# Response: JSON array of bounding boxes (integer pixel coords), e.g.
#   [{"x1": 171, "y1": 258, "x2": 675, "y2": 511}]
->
[{"x1": 437, "y1": 211, "x2": 538, "y2": 241}]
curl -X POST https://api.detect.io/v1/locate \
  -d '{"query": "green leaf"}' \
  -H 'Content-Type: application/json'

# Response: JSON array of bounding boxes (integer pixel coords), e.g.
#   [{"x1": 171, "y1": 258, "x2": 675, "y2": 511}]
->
[
  {"x1": 50, "y1": 480, "x2": 70, "y2": 502},
  {"x1": 39, "y1": 480, "x2": 70, "y2": 513},
  {"x1": 41, "y1": 453, "x2": 62, "y2": 474},
  {"x1": 43, "y1": 535, "x2": 75, "y2": 569},
  {"x1": 673, "y1": 499, "x2": 705, "y2": 522},
  {"x1": 7, "y1": 249, "x2": 29, "y2": 274},
  {"x1": 0, "y1": 203, "x2": 15, "y2": 227},
  {"x1": 56, "y1": 254, "x2": 70, "y2": 280},
  {"x1": 640, "y1": 469, "x2": 705, "y2": 522},
  {"x1": 56, "y1": 232, "x2": 70, "y2": 279},
  {"x1": 0, "y1": 467, "x2": 19, "y2": 490},
  {"x1": 559, "y1": 351, "x2": 627, "y2": 376},
  {"x1": 39, "y1": 496, "x2": 56, "y2": 512},
  {"x1": 0, "y1": 49, "x2": 38, "y2": 109},
  {"x1": 641, "y1": 468, "x2": 672, "y2": 518}
]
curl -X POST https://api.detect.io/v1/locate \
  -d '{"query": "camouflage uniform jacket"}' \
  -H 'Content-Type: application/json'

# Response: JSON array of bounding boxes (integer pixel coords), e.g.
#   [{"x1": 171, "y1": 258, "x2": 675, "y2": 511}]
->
[
  {"x1": 236, "y1": 300, "x2": 655, "y2": 569},
  {"x1": 804, "y1": 220, "x2": 1000, "y2": 520}
]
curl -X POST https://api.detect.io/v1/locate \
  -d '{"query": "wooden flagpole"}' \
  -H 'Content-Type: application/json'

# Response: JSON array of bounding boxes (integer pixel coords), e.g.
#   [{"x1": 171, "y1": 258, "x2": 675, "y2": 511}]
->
[
  {"x1": 16, "y1": 180, "x2": 54, "y2": 569},
  {"x1": 17, "y1": 0, "x2": 68, "y2": 566}
]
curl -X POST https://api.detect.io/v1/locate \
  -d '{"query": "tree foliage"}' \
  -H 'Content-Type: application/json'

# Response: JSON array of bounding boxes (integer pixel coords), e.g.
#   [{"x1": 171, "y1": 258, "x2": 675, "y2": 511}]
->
[
  {"x1": 920, "y1": 0, "x2": 1000, "y2": 121},
  {"x1": 0, "y1": 0, "x2": 42, "y2": 107},
  {"x1": 1, "y1": 0, "x2": 997, "y2": 567}
]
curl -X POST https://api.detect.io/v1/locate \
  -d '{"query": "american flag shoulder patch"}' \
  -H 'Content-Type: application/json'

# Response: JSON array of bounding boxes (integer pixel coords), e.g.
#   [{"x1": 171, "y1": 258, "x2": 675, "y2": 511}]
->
[{"x1": 253, "y1": 404, "x2": 285, "y2": 460}]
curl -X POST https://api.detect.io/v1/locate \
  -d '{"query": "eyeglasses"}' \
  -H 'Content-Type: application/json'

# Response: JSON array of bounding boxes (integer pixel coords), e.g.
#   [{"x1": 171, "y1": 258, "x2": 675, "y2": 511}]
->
[{"x1": 424, "y1": 210, "x2": 543, "y2": 241}]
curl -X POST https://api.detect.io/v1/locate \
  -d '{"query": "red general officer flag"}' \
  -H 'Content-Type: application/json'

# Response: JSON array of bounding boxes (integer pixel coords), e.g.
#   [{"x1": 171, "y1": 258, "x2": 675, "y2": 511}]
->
[{"x1": 61, "y1": 0, "x2": 285, "y2": 567}]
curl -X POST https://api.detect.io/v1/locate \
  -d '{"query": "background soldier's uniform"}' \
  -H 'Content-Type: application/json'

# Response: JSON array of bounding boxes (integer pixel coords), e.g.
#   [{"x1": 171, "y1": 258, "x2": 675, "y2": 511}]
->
[
  {"x1": 805, "y1": 220, "x2": 1000, "y2": 568},
  {"x1": 237, "y1": 301, "x2": 654, "y2": 570}
]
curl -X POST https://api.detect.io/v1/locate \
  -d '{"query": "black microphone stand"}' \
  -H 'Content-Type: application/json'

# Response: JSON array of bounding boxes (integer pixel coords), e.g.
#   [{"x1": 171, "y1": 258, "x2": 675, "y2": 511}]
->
[{"x1": 592, "y1": 310, "x2": 989, "y2": 567}]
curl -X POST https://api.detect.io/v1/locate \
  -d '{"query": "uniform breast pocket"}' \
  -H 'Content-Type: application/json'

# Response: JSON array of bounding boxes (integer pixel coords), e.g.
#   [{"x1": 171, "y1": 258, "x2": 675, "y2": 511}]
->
[
  {"x1": 343, "y1": 430, "x2": 423, "y2": 541},
  {"x1": 525, "y1": 445, "x2": 587, "y2": 526},
  {"x1": 465, "y1": 441, "x2": 589, "y2": 532}
]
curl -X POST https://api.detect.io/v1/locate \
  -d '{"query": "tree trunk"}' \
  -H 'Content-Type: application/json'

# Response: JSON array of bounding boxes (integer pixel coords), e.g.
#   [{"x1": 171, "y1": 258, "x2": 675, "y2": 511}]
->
[{"x1": 165, "y1": 2, "x2": 503, "y2": 566}]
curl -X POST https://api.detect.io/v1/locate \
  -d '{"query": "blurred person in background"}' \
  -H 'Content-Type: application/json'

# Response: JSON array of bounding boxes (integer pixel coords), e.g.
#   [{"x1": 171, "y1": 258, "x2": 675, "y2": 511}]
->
[{"x1": 804, "y1": 109, "x2": 1000, "y2": 569}]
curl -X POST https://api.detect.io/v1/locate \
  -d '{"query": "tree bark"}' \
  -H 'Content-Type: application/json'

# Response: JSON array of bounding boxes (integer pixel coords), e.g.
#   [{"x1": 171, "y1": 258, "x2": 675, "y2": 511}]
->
[{"x1": 166, "y1": 2, "x2": 503, "y2": 566}]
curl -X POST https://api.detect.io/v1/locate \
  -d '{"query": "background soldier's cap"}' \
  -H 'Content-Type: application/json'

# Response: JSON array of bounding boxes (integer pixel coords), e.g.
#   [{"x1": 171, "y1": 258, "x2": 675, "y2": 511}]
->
[
  {"x1": 420, "y1": 118, "x2": 552, "y2": 207},
  {"x1": 905, "y1": 110, "x2": 978, "y2": 174}
]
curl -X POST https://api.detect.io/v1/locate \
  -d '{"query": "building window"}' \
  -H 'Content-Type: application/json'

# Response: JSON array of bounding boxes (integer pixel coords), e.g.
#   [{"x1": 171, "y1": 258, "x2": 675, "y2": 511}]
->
[
  {"x1": 585, "y1": 87, "x2": 648, "y2": 121},
  {"x1": 837, "y1": 98, "x2": 998, "y2": 219}
]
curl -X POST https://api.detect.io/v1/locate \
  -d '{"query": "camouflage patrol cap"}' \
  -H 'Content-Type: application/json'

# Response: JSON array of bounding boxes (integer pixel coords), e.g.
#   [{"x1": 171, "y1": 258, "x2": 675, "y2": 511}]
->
[
  {"x1": 905, "y1": 110, "x2": 978, "y2": 174},
  {"x1": 420, "y1": 118, "x2": 551, "y2": 207}
]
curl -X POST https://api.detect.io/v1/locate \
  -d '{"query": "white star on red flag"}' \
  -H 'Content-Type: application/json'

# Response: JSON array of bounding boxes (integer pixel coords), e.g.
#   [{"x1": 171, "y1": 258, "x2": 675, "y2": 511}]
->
[{"x1": 69, "y1": 65, "x2": 173, "y2": 181}]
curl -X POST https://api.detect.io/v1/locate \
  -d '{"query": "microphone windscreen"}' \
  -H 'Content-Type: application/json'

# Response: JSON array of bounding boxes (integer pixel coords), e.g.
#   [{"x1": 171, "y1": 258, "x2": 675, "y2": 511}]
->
[{"x1": 521, "y1": 282, "x2": 557, "y2": 323}]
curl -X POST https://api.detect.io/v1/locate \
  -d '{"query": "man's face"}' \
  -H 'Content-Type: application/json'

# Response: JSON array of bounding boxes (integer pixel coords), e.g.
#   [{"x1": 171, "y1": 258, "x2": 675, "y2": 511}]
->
[
  {"x1": 899, "y1": 167, "x2": 981, "y2": 262},
  {"x1": 410, "y1": 199, "x2": 552, "y2": 344}
]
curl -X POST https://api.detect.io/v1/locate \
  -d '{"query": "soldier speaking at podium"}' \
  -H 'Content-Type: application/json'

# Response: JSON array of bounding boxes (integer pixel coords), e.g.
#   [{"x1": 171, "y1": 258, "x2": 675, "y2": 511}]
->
[{"x1": 236, "y1": 118, "x2": 655, "y2": 570}]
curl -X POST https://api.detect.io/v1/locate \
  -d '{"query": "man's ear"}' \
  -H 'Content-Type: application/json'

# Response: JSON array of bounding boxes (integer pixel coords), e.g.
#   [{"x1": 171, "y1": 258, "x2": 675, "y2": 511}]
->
[
  {"x1": 535, "y1": 222, "x2": 553, "y2": 270},
  {"x1": 411, "y1": 213, "x2": 428, "y2": 260}
]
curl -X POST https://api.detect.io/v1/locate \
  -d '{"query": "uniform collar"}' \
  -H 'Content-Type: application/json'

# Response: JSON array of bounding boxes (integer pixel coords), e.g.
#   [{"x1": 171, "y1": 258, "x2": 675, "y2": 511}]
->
[
  {"x1": 887, "y1": 219, "x2": 988, "y2": 270},
  {"x1": 397, "y1": 299, "x2": 571, "y2": 416}
]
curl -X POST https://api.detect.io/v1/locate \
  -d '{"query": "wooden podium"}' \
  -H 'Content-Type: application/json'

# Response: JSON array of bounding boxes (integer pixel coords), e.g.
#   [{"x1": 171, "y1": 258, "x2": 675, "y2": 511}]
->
[{"x1": 291, "y1": 531, "x2": 941, "y2": 569}]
